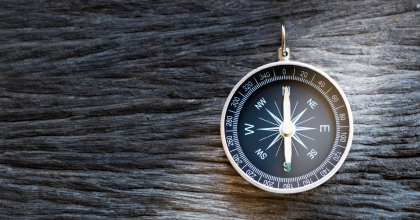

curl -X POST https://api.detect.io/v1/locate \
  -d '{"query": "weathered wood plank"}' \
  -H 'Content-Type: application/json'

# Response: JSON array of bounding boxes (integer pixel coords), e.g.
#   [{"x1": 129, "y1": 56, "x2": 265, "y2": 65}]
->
[{"x1": 0, "y1": 0, "x2": 419, "y2": 219}]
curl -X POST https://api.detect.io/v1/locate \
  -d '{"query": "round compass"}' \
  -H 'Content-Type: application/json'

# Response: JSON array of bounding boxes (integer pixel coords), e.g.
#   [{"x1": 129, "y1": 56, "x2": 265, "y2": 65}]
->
[{"x1": 220, "y1": 24, "x2": 353, "y2": 194}]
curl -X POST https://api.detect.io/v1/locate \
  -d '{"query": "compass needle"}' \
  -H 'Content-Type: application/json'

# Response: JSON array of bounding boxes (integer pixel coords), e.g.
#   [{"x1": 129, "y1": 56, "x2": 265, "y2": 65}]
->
[
  {"x1": 221, "y1": 22, "x2": 353, "y2": 193},
  {"x1": 282, "y1": 86, "x2": 292, "y2": 172}
]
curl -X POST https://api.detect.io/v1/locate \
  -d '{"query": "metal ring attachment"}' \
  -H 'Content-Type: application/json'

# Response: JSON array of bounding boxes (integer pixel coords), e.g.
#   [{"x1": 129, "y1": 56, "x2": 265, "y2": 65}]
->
[{"x1": 281, "y1": 21, "x2": 287, "y2": 57}]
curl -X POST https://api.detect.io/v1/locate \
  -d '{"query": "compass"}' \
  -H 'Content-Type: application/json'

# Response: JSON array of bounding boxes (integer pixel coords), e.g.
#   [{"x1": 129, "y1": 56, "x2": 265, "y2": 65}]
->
[{"x1": 220, "y1": 22, "x2": 353, "y2": 193}]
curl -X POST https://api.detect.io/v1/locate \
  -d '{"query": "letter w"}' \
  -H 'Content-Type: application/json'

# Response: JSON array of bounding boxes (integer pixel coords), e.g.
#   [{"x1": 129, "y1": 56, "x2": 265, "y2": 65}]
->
[{"x1": 244, "y1": 123, "x2": 254, "y2": 135}]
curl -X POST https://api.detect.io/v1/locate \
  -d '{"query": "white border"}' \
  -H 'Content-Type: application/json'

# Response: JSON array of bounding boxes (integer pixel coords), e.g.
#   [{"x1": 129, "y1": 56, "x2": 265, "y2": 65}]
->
[{"x1": 220, "y1": 61, "x2": 354, "y2": 194}]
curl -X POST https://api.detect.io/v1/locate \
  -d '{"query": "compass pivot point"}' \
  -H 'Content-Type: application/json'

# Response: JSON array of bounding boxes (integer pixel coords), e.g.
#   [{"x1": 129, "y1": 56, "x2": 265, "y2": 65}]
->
[{"x1": 280, "y1": 122, "x2": 295, "y2": 137}]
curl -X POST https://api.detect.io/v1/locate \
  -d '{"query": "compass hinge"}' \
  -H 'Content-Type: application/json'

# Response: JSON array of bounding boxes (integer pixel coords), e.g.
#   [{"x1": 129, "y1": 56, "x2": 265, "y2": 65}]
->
[{"x1": 278, "y1": 47, "x2": 290, "y2": 61}]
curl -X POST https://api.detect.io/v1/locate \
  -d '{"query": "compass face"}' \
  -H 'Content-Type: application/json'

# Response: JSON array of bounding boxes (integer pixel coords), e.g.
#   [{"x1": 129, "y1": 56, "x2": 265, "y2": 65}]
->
[{"x1": 221, "y1": 61, "x2": 353, "y2": 193}]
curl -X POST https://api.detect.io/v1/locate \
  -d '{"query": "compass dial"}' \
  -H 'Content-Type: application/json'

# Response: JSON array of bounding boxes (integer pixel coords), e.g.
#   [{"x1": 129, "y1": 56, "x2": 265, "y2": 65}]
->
[{"x1": 221, "y1": 61, "x2": 353, "y2": 193}]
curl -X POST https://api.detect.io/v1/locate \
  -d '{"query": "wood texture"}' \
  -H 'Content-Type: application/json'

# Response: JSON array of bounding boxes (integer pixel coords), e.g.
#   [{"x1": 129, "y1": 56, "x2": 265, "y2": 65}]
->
[{"x1": 0, "y1": 0, "x2": 419, "y2": 219}]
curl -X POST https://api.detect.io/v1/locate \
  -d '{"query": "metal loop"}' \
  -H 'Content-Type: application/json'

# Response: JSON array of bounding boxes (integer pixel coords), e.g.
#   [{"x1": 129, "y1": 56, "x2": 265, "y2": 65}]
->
[{"x1": 281, "y1": 21, "x2": 287, "y2": 56}]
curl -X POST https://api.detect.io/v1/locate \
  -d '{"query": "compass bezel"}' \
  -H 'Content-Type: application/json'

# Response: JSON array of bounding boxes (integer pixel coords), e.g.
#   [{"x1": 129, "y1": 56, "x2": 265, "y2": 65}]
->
[{"x1": 220, "y1": 61, "x2": 353, "y2": 194}]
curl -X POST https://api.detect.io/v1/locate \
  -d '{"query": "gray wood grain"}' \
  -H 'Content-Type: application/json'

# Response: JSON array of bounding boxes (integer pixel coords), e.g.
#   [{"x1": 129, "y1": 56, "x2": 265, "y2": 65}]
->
[{"x1": 0, "y1": 0, "x2": 419, "y2": 219}]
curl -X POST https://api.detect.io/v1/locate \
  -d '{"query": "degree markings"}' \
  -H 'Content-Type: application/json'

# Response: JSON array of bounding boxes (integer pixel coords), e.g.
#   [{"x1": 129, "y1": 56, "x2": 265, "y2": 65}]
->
[
  {"x1": 325, "y1": 87, "x2": 333, "y2": 94},
  {"x1": 227, "y1": 66, "x2": 350, "y2": 187}
]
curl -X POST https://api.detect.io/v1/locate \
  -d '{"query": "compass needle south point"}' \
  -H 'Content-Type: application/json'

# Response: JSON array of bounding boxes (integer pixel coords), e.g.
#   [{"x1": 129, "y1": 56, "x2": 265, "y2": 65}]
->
[{"x1": 282, "y1": 87, "x2": 293, "y2": 172}]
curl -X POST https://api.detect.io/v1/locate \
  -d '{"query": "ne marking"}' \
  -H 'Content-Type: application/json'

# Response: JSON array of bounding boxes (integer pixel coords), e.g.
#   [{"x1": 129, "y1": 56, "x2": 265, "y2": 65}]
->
[
  {"x1": 335, "y1": 105, "x2": 344, "y2": 110},
  {"x1": 254, "y1": 77, "x2": 258, "y2": 84},
  {"x1": 230, "y1": 149, "x2": 237, "y2": 152},
  {"x1": 293, "y1": 68, "x2": 295, "y2": 76},
  {"x1": 229, "y1": 110, "x2": 235, "y2": 113},
  {"x1": 273, "y1": 69, "x2": 276, "y2": 76},
  {"x1": 226, "y1": 130, "x2": 236, "y2": 132},
  {"x1": 311, "y1": 74, "x2": 316, "y2": 82},
  {"x1": 328, "y1": 161, "x2": 335, "y2": 166}
]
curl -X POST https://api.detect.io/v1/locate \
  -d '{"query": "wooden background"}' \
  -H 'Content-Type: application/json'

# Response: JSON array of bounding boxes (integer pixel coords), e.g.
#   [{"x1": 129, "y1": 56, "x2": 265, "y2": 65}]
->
[{"x1": 0, "y1": 0, "x2": 419, "y2": 219}]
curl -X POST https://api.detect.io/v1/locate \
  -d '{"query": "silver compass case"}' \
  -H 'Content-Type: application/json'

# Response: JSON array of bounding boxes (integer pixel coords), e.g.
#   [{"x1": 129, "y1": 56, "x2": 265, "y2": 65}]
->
[{"x1": 220, "y1": 23, "x2": 353, "y2": 194}]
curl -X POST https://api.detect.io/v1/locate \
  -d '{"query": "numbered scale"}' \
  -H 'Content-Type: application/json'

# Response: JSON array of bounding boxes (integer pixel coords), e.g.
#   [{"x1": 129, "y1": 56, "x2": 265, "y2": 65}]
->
[{"x1": 220, "y1": 23, "x2": 353, "y2": 193}]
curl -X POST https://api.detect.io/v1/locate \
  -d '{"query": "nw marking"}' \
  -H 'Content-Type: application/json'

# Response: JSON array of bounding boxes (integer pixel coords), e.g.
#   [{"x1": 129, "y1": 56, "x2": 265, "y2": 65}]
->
[{"x1": 255, "y1": 97, "x2": 266, "y2": 110}]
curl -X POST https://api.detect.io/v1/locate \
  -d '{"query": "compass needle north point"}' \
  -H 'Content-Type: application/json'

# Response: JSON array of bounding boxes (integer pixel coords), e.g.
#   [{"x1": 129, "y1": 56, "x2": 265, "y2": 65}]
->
[{"x1": 282, "y1": 86, "x2": 293, "y2": 172}]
